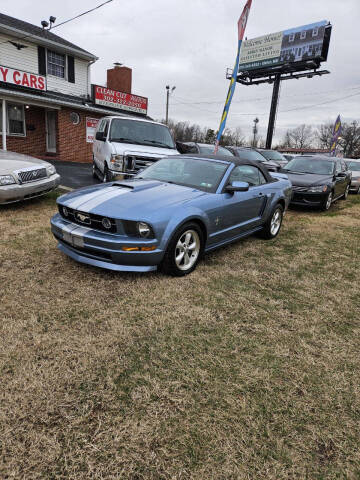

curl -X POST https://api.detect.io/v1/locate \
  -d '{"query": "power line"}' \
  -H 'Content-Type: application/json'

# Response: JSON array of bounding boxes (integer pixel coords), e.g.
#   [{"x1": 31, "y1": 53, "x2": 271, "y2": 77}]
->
[
  {"x1": 50, "y1": 0, "x2": 114, "y2": 30},
  {"x1": 0, "y1": 0, "x2": 114, "y2": 46}
]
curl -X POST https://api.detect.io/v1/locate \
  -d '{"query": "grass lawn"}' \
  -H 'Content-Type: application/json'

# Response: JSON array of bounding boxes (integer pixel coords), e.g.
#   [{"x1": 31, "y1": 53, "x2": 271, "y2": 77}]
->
[{"x1": 0, "y1": 191, "x2": 359, "y2": 479}]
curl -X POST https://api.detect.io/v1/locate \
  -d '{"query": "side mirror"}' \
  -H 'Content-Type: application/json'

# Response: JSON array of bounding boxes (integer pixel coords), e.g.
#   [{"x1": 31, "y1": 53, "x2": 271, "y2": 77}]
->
[
  {"x1": 337, "y1": 171, "x2": 347, "y2": 177},
  {"x1": 225, "y1": 181, "x2": 249, "y2": 192},
  {"x1": 95, "y1": 131, "x2": 105, "y2": 141}
]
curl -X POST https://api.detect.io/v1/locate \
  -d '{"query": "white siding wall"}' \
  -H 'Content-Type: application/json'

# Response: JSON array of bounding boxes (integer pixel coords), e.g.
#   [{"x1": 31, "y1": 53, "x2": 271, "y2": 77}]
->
[
  {"x1": 47, "y1": 57, "x2": 89, "y2": 97},
  {"x1": 0, "y1": 33, "x2": 38, "y2": 73},
  {"x1": 0, "y1": 33, "x2": 90, "y2": 97}
]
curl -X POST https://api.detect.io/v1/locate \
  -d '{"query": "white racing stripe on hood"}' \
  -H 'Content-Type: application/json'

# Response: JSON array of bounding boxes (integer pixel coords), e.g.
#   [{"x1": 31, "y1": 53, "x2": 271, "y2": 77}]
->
[
  {"x1": 67, "y1": 186, "x2": 115, "y2": 210},
  {"x1": 76, "y1": 186, "x2": 129, "y2": 212}
]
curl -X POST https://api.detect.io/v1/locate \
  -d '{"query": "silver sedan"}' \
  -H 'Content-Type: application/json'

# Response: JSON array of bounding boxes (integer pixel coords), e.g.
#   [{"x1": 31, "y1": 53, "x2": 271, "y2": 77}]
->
[{"x1": 0, "y1": 150, "x2": 60, "y2": 204}]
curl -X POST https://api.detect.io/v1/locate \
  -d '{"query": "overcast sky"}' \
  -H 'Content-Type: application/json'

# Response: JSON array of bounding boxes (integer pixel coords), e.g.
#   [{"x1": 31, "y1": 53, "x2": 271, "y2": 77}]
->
[{"x1": 2, "y1": 0, "x2": 360, "y2": 142}]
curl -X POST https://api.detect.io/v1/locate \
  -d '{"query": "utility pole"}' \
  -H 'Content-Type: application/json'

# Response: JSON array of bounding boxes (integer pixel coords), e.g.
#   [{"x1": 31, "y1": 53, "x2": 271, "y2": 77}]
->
[
  {"x1": 252, "y1": 117, "x2": 259, "y2": 147},
  {"x1": 165, "y1": 85, "x2": 176, "y2": 125}
]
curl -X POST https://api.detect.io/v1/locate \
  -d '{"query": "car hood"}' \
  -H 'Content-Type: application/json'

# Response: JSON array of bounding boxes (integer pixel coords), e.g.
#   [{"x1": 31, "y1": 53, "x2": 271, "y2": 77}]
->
[
  {"x1": 0, "y1": 150, "x2": 50, "y2": 175},
  {"x1": 59, "y1": 180, "x2": 206, "y2": 218},
  {"x1": 284, "y1": 171, "x2": 333, "y2": 187},
  {"x1": 111, "y1": 142, "x2": 179, "y2": 158}
]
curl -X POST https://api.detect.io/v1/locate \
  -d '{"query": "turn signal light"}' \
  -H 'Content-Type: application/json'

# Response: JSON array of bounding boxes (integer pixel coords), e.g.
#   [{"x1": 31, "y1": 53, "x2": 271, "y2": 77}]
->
[{"x1": 121, "y1": 246, "x2": 156, "y2": 252}]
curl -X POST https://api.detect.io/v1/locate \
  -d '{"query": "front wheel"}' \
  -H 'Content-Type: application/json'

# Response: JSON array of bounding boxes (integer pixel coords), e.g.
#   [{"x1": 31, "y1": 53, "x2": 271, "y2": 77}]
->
[
  {"x1": 321, "y1": 191, "x2": 333, "y2": 211},
  {"x1": 341, "y1": 183, "x2": 350, "y2": 200},
  {"x1": 259, "y1": 204, "x2": 284, "y2": 240},
  {"x1": 103, "y1": 164, "x2": 111, "y2": 183},
  {"x1": 161, "y1": 223, "x2": 203, "y2": 276}
]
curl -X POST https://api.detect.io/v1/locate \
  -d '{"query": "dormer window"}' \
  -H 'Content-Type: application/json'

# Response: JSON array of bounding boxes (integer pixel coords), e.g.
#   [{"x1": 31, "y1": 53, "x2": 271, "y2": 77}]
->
[
  {"x1": 289, "y1": 33, "x2": 295, "y2": 42},
  {"x1": 47, "y1": 50, "x2": 65, "y2": 78}
]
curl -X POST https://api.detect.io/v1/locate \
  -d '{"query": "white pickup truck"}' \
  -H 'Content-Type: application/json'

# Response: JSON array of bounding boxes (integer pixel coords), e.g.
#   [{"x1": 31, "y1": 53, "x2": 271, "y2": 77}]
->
[{"x1": 92, "y1": 115, "x2": 179, "y2": 181}]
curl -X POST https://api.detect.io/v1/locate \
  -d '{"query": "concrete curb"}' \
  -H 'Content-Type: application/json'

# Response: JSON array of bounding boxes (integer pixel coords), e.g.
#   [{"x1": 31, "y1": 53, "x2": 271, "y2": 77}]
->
[{"x1": 58, "y1": 185, "x2": 73, "y2": 192}]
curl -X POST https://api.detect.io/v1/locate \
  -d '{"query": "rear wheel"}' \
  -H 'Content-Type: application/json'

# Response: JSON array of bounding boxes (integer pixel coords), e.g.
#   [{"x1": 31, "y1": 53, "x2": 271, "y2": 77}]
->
[
  {"x1": 92, "y1": 161, "x2": 98, "y2": 179},
  {"x1": 258, "y1": 204, "x2": 284, "y2": 240},
  {"x1": 161, "y1": 223, "x2": 203, "y2": 276},
  {"x1": 321, "y1": 191, "x2": 333, "y2": 211}
]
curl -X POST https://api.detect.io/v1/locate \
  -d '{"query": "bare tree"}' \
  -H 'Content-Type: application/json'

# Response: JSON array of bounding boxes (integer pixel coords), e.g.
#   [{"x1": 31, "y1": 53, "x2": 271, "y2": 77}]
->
[
  {"x1": 316, "y1": 122, "x2": 333, "y2": 149},
  {"x1": 340, "y1": 121, "x2": 360, "y2": 158},
  {"x1": 281, "y1": 124, "x2": 315, "y2": 149}
]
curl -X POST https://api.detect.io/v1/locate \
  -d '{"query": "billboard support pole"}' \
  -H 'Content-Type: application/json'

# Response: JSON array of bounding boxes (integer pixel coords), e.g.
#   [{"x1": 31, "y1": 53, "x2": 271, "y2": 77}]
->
[{"x1": 265, "y1": 74, "x2": 281, "y2": 149}]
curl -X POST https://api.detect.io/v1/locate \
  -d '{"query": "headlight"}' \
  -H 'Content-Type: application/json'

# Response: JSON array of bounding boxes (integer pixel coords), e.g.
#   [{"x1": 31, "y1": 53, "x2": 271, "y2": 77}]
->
[
  {"x1": 308, "y1": 185, "x2": 328, "y2": 193},
  {"x1": 137, "y1": 222, "x2": 151, "y2": 238},
  {"x1": 0, "y1": 175, "x2": 16, "y2": 186},
  {"x1": 110, "y1": 154, "x2": 125, "y2": 171},
  {"x1": 46, "y1": 165, "x2": 56, "y2": 176}
]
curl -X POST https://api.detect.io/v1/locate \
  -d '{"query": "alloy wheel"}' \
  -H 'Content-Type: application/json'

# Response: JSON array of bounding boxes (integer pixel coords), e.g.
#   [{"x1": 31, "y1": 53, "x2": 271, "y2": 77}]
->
[
  {"x1": 175, "y1": 230, "x2": 200, "y2": 271},
  {"x1": 325, "y1": 192, "x2": 333, "y2": 210},
  {"x1": 270, "y1": 208, "x2": 282, "y2": 236}
]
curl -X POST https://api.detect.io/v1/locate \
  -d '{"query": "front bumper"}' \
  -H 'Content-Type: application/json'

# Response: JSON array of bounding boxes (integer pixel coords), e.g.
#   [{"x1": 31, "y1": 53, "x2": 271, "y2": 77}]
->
[
  {"x1": 290, "y1": 191, "x2": 327, "y2": 207},
  {"x1": 51, "y1": 213, "x2": 163, "y2": 272},
  {"x1": 0, "y1": 174, "x2": 60, "y2": 205}
]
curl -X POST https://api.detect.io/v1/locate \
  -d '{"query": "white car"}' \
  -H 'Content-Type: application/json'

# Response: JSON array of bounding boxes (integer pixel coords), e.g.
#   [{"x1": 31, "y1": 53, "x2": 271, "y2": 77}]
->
[
  {"x1": 0, "y1": 150, "x2": 60, "y2": 205},
  {"x1": 92, "y1": 116, "x2": 179, "y2": 182}
]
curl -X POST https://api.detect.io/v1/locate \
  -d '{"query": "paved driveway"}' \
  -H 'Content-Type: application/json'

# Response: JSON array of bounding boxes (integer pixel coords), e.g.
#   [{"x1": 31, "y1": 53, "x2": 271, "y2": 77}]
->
[{"x1": 48, "y1": 160, "x2": 101, "y2": 190}]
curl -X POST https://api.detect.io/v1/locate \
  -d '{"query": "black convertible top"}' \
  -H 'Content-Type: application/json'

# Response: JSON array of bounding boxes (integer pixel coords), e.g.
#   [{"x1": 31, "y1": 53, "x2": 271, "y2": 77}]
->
[{"x1": 177, "y1": 153, "x2": 274, "y2": 183}]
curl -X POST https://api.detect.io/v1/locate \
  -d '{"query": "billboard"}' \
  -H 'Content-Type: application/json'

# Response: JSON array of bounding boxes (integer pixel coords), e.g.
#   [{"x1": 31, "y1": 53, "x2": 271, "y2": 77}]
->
[
  {"x1": 238, "y1": 20, "x2": 331, "y2": 72},
  {"x1": 93, "y1": 85, "x2": 148, "y2": 115}
]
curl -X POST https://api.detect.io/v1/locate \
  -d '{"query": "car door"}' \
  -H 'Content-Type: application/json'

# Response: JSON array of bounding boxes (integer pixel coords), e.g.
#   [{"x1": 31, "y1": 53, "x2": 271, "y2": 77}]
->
[
  {"x1": 220, "y1": 164, "x2": 268, "y2": 238},
  {"x1": 334, "y1": 160, "x2": 346, "y2": 197},
  {"x1": 94, "y1": 119, "x2": 110, "y2": 173}
]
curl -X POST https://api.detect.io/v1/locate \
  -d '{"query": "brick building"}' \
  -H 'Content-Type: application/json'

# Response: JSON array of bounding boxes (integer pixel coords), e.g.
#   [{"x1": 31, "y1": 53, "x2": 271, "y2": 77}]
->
[{"x1": 0, "y1": 13, "x2": 149, "y2": 163}]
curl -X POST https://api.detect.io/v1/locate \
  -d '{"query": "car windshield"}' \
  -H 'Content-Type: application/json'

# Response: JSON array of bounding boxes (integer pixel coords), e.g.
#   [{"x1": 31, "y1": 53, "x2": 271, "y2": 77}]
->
[
  {"x1": 345, "y1": 161, "x2": 360, "y2": 171},
  {"x1": 235, "y1": 149, "x2": 267, "y2": 162},
  {"x1": 198, "y1": 145, "x2": 234, "y2": 156},
  {"x1": 136, "y1": 157, "x2": 229, "y2": 193},
  {"x1": 109, "y1": 119, "x2": 176, "y2": 149},
  {"x1": 284, "y1": 157, "x2": 334, "y2": 175},
  {"x1": 259, "y1": 150, "x2": 286, "y2": 162}
]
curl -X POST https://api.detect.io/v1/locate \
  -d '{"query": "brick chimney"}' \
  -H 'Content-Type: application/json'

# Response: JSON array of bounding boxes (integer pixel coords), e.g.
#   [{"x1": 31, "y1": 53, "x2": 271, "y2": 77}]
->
[{"x1": 107, "y1": 64, "x2": 132, "y2": 93}]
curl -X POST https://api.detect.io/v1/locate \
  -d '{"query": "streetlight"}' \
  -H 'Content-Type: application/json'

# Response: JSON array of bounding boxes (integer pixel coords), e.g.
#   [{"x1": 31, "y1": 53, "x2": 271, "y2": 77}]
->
[
  {"x1": 165, "y1": 85, "x2": 176, "y2": 125},
  {"x1": 252, "y1": 117, "x2": 259, "y2": 147}
]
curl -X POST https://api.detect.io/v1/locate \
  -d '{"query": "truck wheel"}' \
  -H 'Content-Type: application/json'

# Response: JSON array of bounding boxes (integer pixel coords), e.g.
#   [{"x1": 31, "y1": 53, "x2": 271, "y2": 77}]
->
[
  {"x1": 103, "y1": 165, "x2": 110, "y2": 183},
  {"x1": 92, "y1": 161, "x2": 98, "y2": 179}
]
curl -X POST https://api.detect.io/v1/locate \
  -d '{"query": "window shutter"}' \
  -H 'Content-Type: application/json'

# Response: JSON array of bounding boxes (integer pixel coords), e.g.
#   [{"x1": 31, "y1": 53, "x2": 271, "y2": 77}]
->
[
  {"x1": 38, "y1": 46, "x2": 46, "y2": 75},
  {"x1": 67, "y1": 56, "x2": 75, "y2": 83}
]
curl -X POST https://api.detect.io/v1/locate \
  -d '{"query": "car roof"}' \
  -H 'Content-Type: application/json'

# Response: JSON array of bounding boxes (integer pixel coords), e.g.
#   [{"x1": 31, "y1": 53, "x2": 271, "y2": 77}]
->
[
  {"x1": 294, "y1": 155, "x2": 336, "y2": 161},
  {"x1": 101, "y1": 116, "x2": 165, "y2": 126}
]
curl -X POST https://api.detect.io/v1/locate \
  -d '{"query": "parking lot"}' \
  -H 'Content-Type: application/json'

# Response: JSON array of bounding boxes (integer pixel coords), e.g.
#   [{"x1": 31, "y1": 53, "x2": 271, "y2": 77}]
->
[
  {"x1": 48, "y1": 160, "x2": 101, "y2": 190},
  {"x1": 0, "y1": 191, "x2": 359, "y2": 479}
]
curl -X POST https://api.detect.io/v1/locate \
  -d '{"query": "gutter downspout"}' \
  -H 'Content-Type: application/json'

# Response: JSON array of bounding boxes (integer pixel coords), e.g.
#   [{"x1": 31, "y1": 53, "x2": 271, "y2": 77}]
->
[
  {"x1": 2, "y1": 99, "x2": 6, "y2": 151},
  {"x1": 87, "y1": 60, "x2": 96, "y2": 99}
]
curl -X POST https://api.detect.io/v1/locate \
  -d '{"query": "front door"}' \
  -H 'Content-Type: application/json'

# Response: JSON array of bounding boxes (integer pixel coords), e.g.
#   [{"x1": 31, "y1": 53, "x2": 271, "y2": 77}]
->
[{"x1": 46, "y1": 110, "x2": 57, "y2": 153}]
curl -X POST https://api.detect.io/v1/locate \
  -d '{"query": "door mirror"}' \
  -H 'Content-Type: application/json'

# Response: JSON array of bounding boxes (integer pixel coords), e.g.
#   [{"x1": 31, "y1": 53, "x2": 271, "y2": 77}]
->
[
  {"x1": 337, "y1": 171, "x2": 347, "y2": 177},
  {"x1": 95, "y1": 131, "x2": 106, "y2": 141},
  {"x1": 225, "y1": 181, "x2": 249, "y2": 192}
]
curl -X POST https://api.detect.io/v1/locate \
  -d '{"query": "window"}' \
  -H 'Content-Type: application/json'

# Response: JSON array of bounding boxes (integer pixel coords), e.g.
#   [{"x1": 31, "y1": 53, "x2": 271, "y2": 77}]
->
[
  {"x1": 289, "y1": 33, "x2": 295, "y2": 42},
  {"x1": 0, "y1": 103, "x2": 26, "y2": 136},
  {"x1": 229, "y1": 165, "x2": 267, "y2": 187},
  {"x1": 312, "y1": 27, "x2": 319, "y2": 37},
  {"x1": 47, "y1": 50, "x2": 65, "y2": 78},
  {"x1": 300, "y1": 31, "x2": 306, "y2": 40}
]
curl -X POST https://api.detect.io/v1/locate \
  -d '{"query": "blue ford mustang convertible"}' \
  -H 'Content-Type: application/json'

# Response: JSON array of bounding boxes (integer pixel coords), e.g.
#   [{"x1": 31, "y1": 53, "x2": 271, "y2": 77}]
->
[{"x1": 51, "y1": 155, "x2": 292, "y2": 276}]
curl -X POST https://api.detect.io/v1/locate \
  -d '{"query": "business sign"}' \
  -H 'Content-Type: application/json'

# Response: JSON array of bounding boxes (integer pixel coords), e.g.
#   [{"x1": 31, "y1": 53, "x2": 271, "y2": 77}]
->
[
  {"x1": 86, "y1": 117, "x2": 99, "y2": 143},
  {"x1": 0, "y1": 65, "x2": 46, "y2": 91},
  {"x1": 93, "y1": 85, "x2": 148, "y2": 114},
  {"x1": 238, "y1": 20, "x2": 331, "y2": 72}
]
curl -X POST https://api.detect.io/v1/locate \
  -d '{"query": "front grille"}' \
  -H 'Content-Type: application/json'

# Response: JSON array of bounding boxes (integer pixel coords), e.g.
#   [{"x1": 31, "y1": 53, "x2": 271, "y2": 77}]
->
[
  {"x1": 55, "y1": 234, "x2": 112, "y2": 262},
  {"x1": 292, "y1": 185, "x2": 308, "y2": 192},
  {"x1": 18, "y1": 168, "x2": 47, "y2": 183},
  {"x1": 126, "y1": 155, "x2": 158, "y2": 172},
  {"x1": 58, "y1": 205, "x2": 117, "y2": 233}
]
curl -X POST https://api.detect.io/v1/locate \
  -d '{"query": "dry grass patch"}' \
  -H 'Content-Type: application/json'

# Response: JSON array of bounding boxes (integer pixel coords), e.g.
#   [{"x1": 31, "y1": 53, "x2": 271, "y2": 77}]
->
[{"x1": 0, "y1": 192, "x2": 359, "y2": 479}]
